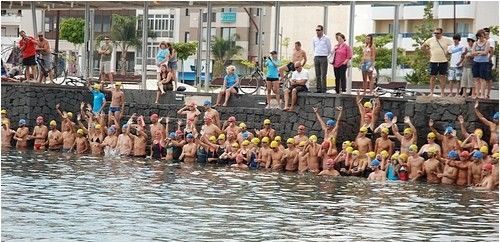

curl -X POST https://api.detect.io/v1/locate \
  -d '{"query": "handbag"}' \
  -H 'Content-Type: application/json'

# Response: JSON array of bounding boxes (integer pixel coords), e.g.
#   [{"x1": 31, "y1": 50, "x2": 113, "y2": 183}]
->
[{"x1": 436, "y1": 38, "x2": 451, "y2": 61}]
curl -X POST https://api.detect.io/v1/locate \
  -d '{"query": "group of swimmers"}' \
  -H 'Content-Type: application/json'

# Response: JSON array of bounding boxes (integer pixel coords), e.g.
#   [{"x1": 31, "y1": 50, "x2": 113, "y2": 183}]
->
[{"x1": 1, "y1": 86, "x2": 498, "y2": 191}]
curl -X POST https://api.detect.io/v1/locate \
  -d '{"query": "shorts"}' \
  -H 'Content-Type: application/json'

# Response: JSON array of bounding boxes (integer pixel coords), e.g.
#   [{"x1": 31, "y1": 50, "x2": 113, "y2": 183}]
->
[
  {"x1": 100, "y1": 61, "x2": 111, "y2": 74},
  {"x1": 39, "y1": 55, "x2": 52, "y2": 72},
  {"x1": 448, "y1": 67, "x2": 462, "y2": 81},
  {"x1": 168, "y1": 61, "x2": 178, "y2": 71},
  {"x1": 158, "y1": 82, "x2": 173, "y2": 91},
  {"x1": 288, "y1": 84, "x2": 308, "y2": 92},
  {"x1": 460, "y1": 67, "x2": 473, "y2": 88},
  {"x1": 472, "y1": 61, "x2": 492, "y2": 80},
  {"x1": 286, "y1": 62, "x2": 296, "y2": 72},
  {"x1": 429, "y1": 62, "x2": 448, "y2": 76},
  {"x1": 361, "y1": 60, "x2": 373, "y2": 73},
  {"x1": 109, "y1": 106, "x2": 121, "y2": 113},
  {"x1": 22, "y1": 55, "x2": 36, "y2": 66},
  {"x1": 266, "y1": 77, "x2": 279, "y2": 82},
  {"x1": 226, "y1": 86, "x2": 238, "y2": 93}
]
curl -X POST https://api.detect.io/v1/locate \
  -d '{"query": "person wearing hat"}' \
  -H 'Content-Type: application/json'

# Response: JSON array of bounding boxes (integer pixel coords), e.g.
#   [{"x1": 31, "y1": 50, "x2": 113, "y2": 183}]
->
[
  {"x1": 354, "y1": 126, "x2": 373, "y2": 159},
  {"x1": 407, "y1": 144, "x2": 424, "y2": 181},
  {"x1": 178, "y1": 101, "x2": 201, "y2": 125},
  {"x1": 319, "y1": 138, "x2": 338, "y2": 171},
  {"x1": 449, "y1": 150, "x2": 471, "y2": 186},
  {"x1": 293, "y1": 124, "x2": 308, "y2": 145},
  {"x1": 202, "y1": 100, "x2": 221, "y2": 128},
  {"x1": 1, "y1": 109, "x2": 10, "y2": 127},
  {"x1": 223, "y1": 116, "x2": 239, "y2": 135},
  {"x1": 115, "y1": 124, "x2": 132, "y2": 156},
  {"x1": 87, "y1": 82, "x2": 107, "y2": 115},
  {"x1": 282, "y1": 138, "x2": 299, "y2": 171},
  {"x1": 257, "y1": 137, "x2": 272, "y2": 168},
  {"x1": 418, "y1": 132, "x2": 442, "y2": 159},
  {"x1": 391, "y1": 116, "x2": 417, "y2": 154},
  {"x1": 1, "y1": 119, "x2": 16, "y2": 149},
  {"x1": 99, "y1": 126, "x2": 118, "y2": 154},
  {"x1": 268, "y1": 140, "x2": 285, "y2": 171},
  {"x1": 428, "y1": 118, "x2": 460, "y2": 157},
  {"x1": 47, "y1": 120, "x2": 63, "y2": 151},
  {"x1": 473, "y1": 100, "x2": 498, "y2": 147},
  {"x1": 256, "y1": 118, "x2": 276, "y2": 140},
  {"x1": 169, "y1": 129, "x2": 186, "y2": 162},
  {"x1": 89, "y1": 123, "x2": 105, "y2": 156},
  {"x1": 398, "y1": 153, "x2": 410, "y2": 181},
  {"x1": 179, "y1": 133, "x2": 197, "y2": 163},
  {"x1": 128, "y1": 123, "x2": 148, "y2": 158},
  {"x1": 305, "y1": 135, "x2": 321, "y2": 173},
  {"x1": 200, "y1": 116, "x2": 222, "y2": 142},
  {"x1": 296, "y1": 141, "x2": 309, "y2": 173},
  {"x1": 72, "y1": 128, "x2": 89, "y2": 154},
  {"x1": 30, "y1": 116, "x2": 48, "y2": 151},
  {"x1": 367, "y1": 159, "x2": 386, "y2": 181},
  {"x1": 415, "y1": 147, "x2": 442, "y2": 184},
  {"x1": 318, "y1": 159, "x2": 340, "y2": 177},
  {"x1": 459, "y1": 114, "x2": 489, "y2": 150},
  {"x1": 468, "y1": 150, "x2": 484, "y2": 186},
  {"x1": 312, "y1": 106, "x2": 343, "y2": 143},
  {"x1": 230, "y1": 154, "x2": 249, "y2": 170},
  {"x1": 375, "y1": 127, "x2": 393, "y2": 156},
  {"x1": 458, "y1": 34, "x2": 476, "y2": 97},
  {"x1": 55, "y1": 103, "x2": 76, "y2": 132},
  {"x1": 355, "y1": 89, "x2": 381, "y2": 138},
  {"x1": 237, "y1": 122, "x2": 254, "y2": 145},
  {"x1": 436, "y1": 150, "x2": 460, "y2": 185},
  {"x1": 478, "y1": 163, "x2": 495, "y2": 190},
  {"x1": 102, "y1": 81, "x2": 125, "y2": 127},
  {"x1": 374, "y1": 111, "x2": 396, "y2": 135},
  {"x1": 35, "y1": 32, "x2": 52, "y2": 83},
  {"x1": 14, "y1": 119, "x2": 29, "y2": 149},
  {"x1": 98, "y1": 36, "x2": 114, "y2": 84}
]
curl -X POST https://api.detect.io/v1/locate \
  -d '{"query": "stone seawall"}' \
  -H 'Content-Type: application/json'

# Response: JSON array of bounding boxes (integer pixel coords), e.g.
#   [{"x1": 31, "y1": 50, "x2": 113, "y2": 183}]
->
[{"x1": 1, "y1": 82, "x2": 498, "y2": 147}]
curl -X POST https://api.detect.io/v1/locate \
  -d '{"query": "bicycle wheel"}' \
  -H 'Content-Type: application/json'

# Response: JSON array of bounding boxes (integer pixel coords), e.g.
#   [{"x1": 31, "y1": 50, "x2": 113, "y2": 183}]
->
[
  {"x1": 50, "y1": 58, "x2": 66, "y2": 84},
  {"x1": 239, "y1": 74, "x2": 260, "y2": 94}
]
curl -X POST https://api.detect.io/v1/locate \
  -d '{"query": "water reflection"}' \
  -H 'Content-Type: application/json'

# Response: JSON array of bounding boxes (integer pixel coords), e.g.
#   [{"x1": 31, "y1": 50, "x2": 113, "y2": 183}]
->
[{"x1": 1, "y1": 150, "x2": 498, "y2": 241}]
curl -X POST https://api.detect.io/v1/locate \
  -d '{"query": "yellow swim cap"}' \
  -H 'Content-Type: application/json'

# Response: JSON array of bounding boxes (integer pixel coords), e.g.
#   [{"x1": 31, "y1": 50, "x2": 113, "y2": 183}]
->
[
  {"x1": 360, "y1": 127, "x2": 368, "y2": 133},
  {"x1": 363, "y1": 102, "x2": 373, "y2": 109},
  {"x1": 352, "y1": 150, "x2": 360, "y2": 156},
  {"x1": 218, "y1": 133, "x2": 226, "y2": 140},
  {"x1": 298, "y1": 141, "x2": 307, "y2": 147},
  {"x1": 381, "y1": 127, "x2": 389, "y2": 134},
  {"x1": 493, "y1": 152, "x2": 499, "y2": 159},
  {"x1": 2, "y1": 120, "x2": 9, "y2": 125},
  {"x1": 239, "y1": 122, "x2": 247, "y2": 129},
  {"x1": 261, "y1": 137, "x2": 270, "y2": 143},
  {"x1": 232, "y1": 142, "x2": 240, "y2": 148},
  {"x1": 115, "y1": 82, "x2": 122, "y2": 86},
  {"x1": 381, "y1": 150, "x2": 389, "y2": 158},
  {"x1": 93, "y1": 83, "x2": 101, "y2": 90},
  {"x1": 77, "y1": 129, "x2": 84, "y2": 135},
  {"x1": 409, "y1": 144, "x2": 418, "y2": 152},
  {"x1": 270, "y1": 141, "x2": 279, "y2": 148},
  {"x1": 309, "y1": 135, "x2": 318, "y2": 142},
  {"x1": 263, "y1": 119, "x2": 271, "y2": 125},
  {"x1": 474, "y1": 129, "x2": 483, "y2": 138},
  {"x1": 427, "y1": 132, "x2": 436, "y2": 140},
  {"x1": 209, "y1": 136, "x2": 217, "y2": 142},
  {"x1": 274, "y1": 136, "x2": 282, "y2": 142},
  {"x1": 251, "y1": 137, "x2": 260, "y2": 145},
  {"x1": 343, "y1": 141, "x2": 352, "y2": 147},
  {"x1": 0, "y1": 109, "x2": 6, "y2": 114},
  {"x1": 391, "y1": 153, "x2": 399, "y2": 160},
  {"x1": 95, "y1": 124, "x2": 102, "y2": 129},
  {"x1": 399, "y1": 153, "x2": 408, "y2": 162},
  {"x1": 427, "y1": 147, "x2": 437, "y2": 155},
  {"x1": 242, "y1": 140, "x2": 250, "y2": 146},
  {"x1": 67, "y1": 112, "x2": 73, "y2": 118},
  {"x1": 367, "y1": 151, "x2": 376, "y2": 159},
  {"x1": 49, "y1": 120, "x2": 57, "y2": 126},
  {"x1": 287, "y1": 138, "x2": 295, "y2": 144},
  {"x1": 346, "y1": 147, "x2": 354, "y2": 154},
  {"x1": 480, "y1": 146, "x2": 489, "y2": 154},
  {"x1": 403, "y1": 128, "x2": 412, "y2": 135}
]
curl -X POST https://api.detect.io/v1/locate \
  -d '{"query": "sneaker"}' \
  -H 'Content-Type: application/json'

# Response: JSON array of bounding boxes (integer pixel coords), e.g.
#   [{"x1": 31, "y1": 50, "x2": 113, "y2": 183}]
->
[{"x1": 265, "y1": 105, "x2": 271, "y2": 109}]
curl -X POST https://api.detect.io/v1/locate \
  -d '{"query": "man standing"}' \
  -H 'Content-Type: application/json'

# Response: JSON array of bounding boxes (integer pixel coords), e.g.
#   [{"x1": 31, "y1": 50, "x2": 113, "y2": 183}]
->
[
  {"x1": 105, "y1": 82, "x2": 125, "y2": 127},
  {"x1": 36, "y1": 32, "x2": 52, "y2": 83},
  {"x1": 18, "y1": 30, "x2": 37, "y2": 82},
  {"x1": 447, "y1": 34, "x2": 464, "y2": 96},
  {"x1": 88, "y1": 83, "x2": 107, "y2": 115},
  {"x1": 278, "y1": 41, "x2": 307, "y2": 81},
  {"x1": 312, "y1": 25, "x2": 331, "y2": 93},
  {"x1": 422, "y1": 27, "x2": 453, "y2": 96},
  {"x1": 484, "y1": 27, "x2": 496, "y2": 99},
  {"x1": 99, "y1": 36, "x2": 113, "y2": 83},
  {"x1": 283, "y1": 62, "x2": 309, "y2": 112}
]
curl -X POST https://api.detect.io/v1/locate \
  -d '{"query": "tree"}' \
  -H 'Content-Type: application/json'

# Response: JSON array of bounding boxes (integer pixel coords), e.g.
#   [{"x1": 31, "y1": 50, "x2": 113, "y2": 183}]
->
[
  {"x1": 211, "y1": 34, "x2": 243, "y2": 78},
  {"x1": 405, "y1": 1, "x2": 435, "y2": 84},
  {"x1": 109, "y1": 14, "x2": 141, "y2": 75},
  {"x1": 351, "y1": 34, "x2": 407, "y2": 81},
  {"x1": 281, "y1": 37, "x2": 290, "y2": 59},
  {"x1": 172, "y1": 41, "x2": 198, "y2": 83},
  {"x1": 60, "y1": 18, "x2": 84, "y2": 48},
  {"x1": 489, "y1": 25, "x2": 499, "y2": 82}
]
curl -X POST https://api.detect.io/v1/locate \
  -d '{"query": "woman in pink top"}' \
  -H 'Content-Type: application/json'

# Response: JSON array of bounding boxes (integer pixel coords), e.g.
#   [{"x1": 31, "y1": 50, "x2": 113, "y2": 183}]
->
[{"x1": 332, "y1": 33, "x2": 353, "y2": 94}]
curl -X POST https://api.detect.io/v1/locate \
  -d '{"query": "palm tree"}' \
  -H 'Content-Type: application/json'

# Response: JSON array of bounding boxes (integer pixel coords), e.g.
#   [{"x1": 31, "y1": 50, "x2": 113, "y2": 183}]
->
[{"x1": 211, "y1": 34, "x2": 243, "y2": 78}]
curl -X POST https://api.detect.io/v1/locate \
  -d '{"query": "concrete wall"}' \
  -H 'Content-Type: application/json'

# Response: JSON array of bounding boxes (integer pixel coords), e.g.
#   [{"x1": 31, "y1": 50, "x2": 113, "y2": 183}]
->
[{"x1": 1, "y1": 82, "x2": 498, "y2": 148}]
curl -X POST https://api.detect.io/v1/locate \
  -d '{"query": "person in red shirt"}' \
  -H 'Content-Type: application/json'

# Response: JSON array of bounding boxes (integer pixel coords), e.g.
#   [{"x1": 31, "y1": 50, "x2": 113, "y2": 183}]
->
[{"x1": 18, "y1": 30, "x2": 38, "y2": 82}]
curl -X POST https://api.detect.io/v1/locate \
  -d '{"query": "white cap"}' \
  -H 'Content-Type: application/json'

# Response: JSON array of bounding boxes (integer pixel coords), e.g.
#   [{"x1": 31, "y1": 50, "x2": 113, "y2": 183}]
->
[{"x1": 467, "y1": 33, "x2": 475, "y2": 40}]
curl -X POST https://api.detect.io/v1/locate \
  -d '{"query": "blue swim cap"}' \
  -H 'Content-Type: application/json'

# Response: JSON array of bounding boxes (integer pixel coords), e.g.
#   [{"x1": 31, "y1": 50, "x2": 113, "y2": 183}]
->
[
  {"x1": 186, "y1": 133, "x2": 194, "y2": 139},
  {"x1": 444, "y1": 126, "x2": 454, "y2": 134},
  {"x1": 447, "y1": 150, "x2": 459, "y2": 160},
  {"x1": 169, "y1": 132, "x2": 176, "y2": 138},
  {"x1": 326, "y1": 119, "x2": 336, "y2": 127},
  {"x1": 122, "y1": 124, "x2": 129, "y2": 129},
  {"x1": 385, "y1": 112, "x2": 394, "y2": 120},
  {"x1": 494, "y1": 112, "x2": 499, "y2": 120},
  {"x1": 18, "y1": 119, "x2": 26, "y2": 125},
  {"x1": 242, "y1": 131, "x2": 250, "y2": 139},
  {"x1": 108, "y1": 127, "x2": 116, "y2": 133},
  {"x1": 204, "y1": 100, "x2": 212, "y2": 106},
  {"x1": 371, "y1": 159, "x2": 380, "y2": 167},
  {"x1": 472, "y1": 150, "x2": 483, "y2": 160}
]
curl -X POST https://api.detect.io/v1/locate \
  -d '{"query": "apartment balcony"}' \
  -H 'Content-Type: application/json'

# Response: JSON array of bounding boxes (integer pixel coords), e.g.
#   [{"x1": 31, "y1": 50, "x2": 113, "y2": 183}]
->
[
  {"x1": 221, "y1": 12, "x2": 236, "y2": 23},
  {"x1": 1, "y1": 14, "x2": 22, "y2": 25},
  {"x1": 374, "y1": 32, "x2": 474, "y2": 51},
  {"x1": 372, "y1": 1, "x2": 474, "y2": 20}
]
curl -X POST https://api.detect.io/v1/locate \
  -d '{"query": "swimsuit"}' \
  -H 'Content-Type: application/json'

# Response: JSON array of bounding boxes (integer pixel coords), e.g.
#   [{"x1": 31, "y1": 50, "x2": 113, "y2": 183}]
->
[
  {"x1": 152, "y1": 142, "x2": 165, "y2": 160},
  {"x1": 196, "y1": 147, "x2": 208, "y2": 163},
  {"x1": 109, "y1": 106, "x2": 121, "y2": 113},
  {"x1": 386, "y1": 164, "x2": 399, "y2": 181},
  {"x1": 248, "y1": 153, "x2": 259, "y2": 170}
]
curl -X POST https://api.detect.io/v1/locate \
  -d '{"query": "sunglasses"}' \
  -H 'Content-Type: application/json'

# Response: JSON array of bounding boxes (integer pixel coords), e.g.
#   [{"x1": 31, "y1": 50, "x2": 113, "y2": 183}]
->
[
  {"x1": 433, "y1": 32, "x2": 441, "y2": 35},
  {"x1": 316, "y1": 29, "x2": 322, "y2": 31}
]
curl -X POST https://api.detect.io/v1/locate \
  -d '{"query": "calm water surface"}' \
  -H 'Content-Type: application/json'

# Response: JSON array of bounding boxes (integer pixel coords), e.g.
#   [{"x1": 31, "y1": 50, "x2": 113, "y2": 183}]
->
[{"x1": 1, "y1": 150, "x2": 499, "y2": 241}]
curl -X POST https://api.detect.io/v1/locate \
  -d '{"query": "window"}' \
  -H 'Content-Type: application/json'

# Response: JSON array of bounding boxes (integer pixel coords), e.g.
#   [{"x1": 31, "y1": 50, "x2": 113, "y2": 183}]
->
[
  {"x1": 184, "y1": 32, "x2": 190, "y2": 42},
  {"x1": 388, "y1": 23, "x2": 393, "y2": 34},
  {"x1": 457, "y1": 23, "x2": 470, "y2": 34},
  {"x1": 202, "y1": 12, "x2": 216, "y2": 22},
  {"x1": 221, "y1": 8, "x2": 234, "y2": 13},
  {"x1": 45, "y1": 16, "x2": 53, "y2": 32},
  {"x1": 138, "y1": 14, "x2": 175, "y2": 38},
  {"x1": 202, "y1": 27, "x2": 217, "y2": 42},
  {"x1": 256, "y1": 8, "x2": 261, "y2": 16},
  {"x1": 222, "y1": 27, "x2": 236, "y2": 40},
  {"x1": 94, "y1": 15, "x2": 102, "y2": 32},
  {"x1": 185, "y1": 9, "x2": 189, "y2": 16},
  {"x1": 1, "y1": 27, "x2": 6, "y2": 36},
  {"x1": 1, "y1": 10, "x2": 6, "y2": 15},
  {"x1": 255, "y1": 32, "x2": 264, "y2": 45}
]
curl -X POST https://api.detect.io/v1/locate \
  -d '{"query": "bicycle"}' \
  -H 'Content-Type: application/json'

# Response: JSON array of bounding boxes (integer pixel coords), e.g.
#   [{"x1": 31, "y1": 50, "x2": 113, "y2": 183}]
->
[
  {"x1": 35, "y1": 52, "x2": 68, "y2": 84},
  {"x1": 64, "y1": 75, "x2": 88, "y2": 86},
  {"x1": 239, "y1": 66, "x2": 266, "y2": 95},
  {"x1": 281, "y1": 71, "x2": 293, "y2": 91},
  {"x1": 373, "y1": 86, "x2": 423, "y2": 98}
]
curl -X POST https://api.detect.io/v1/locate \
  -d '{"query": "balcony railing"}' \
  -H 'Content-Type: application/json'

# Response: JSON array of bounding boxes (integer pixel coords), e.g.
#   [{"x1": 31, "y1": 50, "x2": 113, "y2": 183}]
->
[
  {"x1": 373, "y1": 32, "x2": 473, "y2": 38},
  {"x1": 221, "y1": 12, "x2": 236, "y2": 23}
]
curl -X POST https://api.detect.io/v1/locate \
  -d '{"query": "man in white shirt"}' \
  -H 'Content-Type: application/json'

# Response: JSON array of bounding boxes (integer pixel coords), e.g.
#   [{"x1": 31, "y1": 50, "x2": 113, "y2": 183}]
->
[
  {"x1": 447, "y1": 34, "x2": 464, "y2": 97},
  {"x1": 284, "y1": 62, "x2": 309, "y2": 112},
  {"x1": 312, "y1": 25, "x2": 331, "y2": 93}
]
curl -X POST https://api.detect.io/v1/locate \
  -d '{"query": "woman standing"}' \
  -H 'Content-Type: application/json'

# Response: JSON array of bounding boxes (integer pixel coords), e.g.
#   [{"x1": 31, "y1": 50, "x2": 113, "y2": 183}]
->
[
  {"x1": 155, "y1": 64, "x2": 177, "y2": 104},
  {"x1": 265, "y1": 51, "x2": 280, "y2": 109},
  {"x1": 166, "y1": 43, "x2": 178, "y2": 77},
  {"x1": 471, "y1": 29, "x2": 491, "y2": 99},
  {"x1": 156, "y1": 42, "x2": 170, "y2": 80},
  {"x1": 332, "y1": 33, "x2": 352, "y2": 94},
  {"x1": 361, "y1": 34, "x2": 376, "y2": 94}
]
